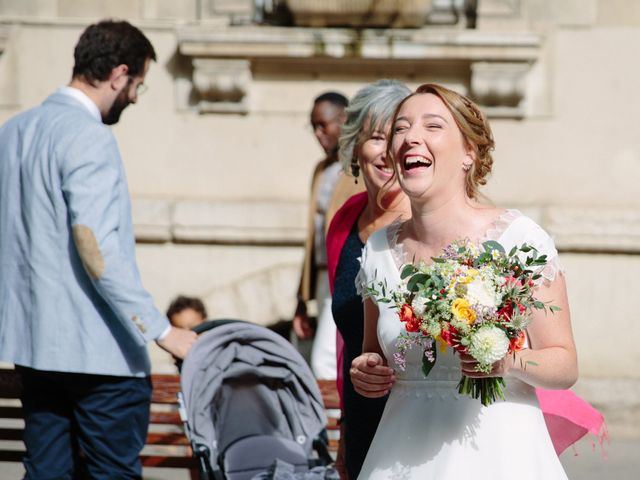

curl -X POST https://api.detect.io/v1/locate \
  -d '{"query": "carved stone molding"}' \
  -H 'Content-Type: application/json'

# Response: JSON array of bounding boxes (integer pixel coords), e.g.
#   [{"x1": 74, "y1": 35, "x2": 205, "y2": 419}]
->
[
  {"x1": 545, "y1": 207, "x2": 640, "y2": 253},
  {"x1": 132, "y1": 198, "x2": 306, "y2": 245},
  {"x1": 477, "y1": 0, "x2": 521, "y2": 17},
  {"x1": 132, "y1": 198, "x2": 640, "y2": 253},
  {"x1": 178, "y1": 26, "x2": 546, "y2": 117},
  {"x1": 286, "y1": 0, "x2": 434, "y2": 28},
  {"x1": 192, "y1": 58, "x2": 251, "y2": 113},
  {"x1": 470, "y1": 61, "x2": 530, "y2": 117}
]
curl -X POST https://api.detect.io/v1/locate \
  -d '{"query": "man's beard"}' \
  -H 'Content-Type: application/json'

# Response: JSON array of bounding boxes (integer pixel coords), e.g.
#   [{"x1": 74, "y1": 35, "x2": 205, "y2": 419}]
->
[{"x1": 102, "y1": 89, "x2": 130, "y2": 125}]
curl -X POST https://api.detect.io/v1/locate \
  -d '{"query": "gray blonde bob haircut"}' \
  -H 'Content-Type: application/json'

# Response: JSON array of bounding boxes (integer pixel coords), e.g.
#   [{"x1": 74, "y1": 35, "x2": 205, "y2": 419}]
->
[{"x1": 338, "y1": 79, "x2": 411, "y2": 174}]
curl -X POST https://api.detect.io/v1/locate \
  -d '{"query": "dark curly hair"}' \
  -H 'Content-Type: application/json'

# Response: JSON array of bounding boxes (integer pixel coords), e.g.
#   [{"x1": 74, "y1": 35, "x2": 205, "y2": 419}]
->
[
  {"x1": 72, "y1": 20, "x2": 156, "y2": 84},
  {"x1": 166, "y1": 295, "x2": 207, "y2": 320},
  {"x1": 314, "y1": 91, "x2": 349, "y2": 109}
]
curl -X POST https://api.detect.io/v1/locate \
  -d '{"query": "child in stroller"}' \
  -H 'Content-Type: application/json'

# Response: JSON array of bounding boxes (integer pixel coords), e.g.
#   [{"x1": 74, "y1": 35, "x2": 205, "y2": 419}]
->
[{"x1": 178, "y1": 319, "x2": 336, "y2": 480}]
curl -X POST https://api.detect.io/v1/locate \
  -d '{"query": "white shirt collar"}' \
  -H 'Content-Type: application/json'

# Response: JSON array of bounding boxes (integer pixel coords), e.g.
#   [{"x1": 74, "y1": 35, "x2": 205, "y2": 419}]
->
[{"x1": 57, "y1": 86, "x2": 102, "y2": 122}]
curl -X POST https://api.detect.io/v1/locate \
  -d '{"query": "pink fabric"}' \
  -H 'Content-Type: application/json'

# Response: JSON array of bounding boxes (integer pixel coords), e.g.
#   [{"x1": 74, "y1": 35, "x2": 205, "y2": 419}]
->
[
  {"x1": 326, "y1": 192, "x2": 368, "y2": 410},
  {"x1": 535, "y1": 388, "x2": 607, "y2": 455},
  {"x1": 324, "y1": 191, "x2": 606, "y2": 455}
]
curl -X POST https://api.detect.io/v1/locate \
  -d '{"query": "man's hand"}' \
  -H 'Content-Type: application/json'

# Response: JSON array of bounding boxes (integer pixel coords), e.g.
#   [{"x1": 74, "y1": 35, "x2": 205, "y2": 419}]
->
[
  {"x1": 156, "y1": 326, "x2": 197, "y2": 360},
  {"x1": 293, "y1": 311, "x2": 314, "y2": 339},
  {"x1": 350, "y1": 352, "x2": 395, "y2": 398},
  {"x1": 292, "y1": 299, "x2": 314, "y2": 339}
]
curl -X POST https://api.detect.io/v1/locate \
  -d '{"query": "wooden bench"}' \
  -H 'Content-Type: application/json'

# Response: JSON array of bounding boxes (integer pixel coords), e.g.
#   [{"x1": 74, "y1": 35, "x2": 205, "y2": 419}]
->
[{"x1": 0, "y1": 368, "x2": 340, "y2": 472}]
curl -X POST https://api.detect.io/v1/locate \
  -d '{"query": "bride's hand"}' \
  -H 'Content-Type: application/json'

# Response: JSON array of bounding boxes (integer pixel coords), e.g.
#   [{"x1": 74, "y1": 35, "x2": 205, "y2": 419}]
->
[
  {"x1": 459, "y1": 351, "x2": 512, "y2": 378},
  {"x1": 350, "y1": 352, "x2": 396, "y2": 398}
]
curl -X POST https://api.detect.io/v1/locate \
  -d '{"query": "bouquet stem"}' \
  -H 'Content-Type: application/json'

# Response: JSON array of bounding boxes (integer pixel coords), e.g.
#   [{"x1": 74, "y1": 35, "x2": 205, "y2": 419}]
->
[{"x1": 457, "y1": 376, "x2": 506, "y2": 406}]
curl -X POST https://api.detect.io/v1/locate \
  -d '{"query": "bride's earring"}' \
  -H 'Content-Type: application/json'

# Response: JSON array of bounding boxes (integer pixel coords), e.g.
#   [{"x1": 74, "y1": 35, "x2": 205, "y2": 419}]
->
[
  {"x1": 351, "y1": 158, "x2": 360, "y2": 184},
  {"x1": 462, "y1": 163, "x2": 471, "y2": 172}
]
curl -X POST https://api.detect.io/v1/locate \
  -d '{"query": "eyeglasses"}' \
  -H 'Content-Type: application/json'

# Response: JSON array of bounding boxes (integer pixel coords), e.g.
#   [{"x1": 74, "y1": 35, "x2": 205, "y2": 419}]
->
[
  {"x1": 127, "y1": 76, "x2": 148, "y2": 97},
  {"x1": 135, "y1": 83, "x2": 148, "y2": 96}
]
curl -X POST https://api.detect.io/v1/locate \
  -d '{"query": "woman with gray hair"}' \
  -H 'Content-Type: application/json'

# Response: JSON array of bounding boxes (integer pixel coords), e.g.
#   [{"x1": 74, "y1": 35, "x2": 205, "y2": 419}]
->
[{"x1": 325, "y1": 79, "x2": 411, "y2": 479}]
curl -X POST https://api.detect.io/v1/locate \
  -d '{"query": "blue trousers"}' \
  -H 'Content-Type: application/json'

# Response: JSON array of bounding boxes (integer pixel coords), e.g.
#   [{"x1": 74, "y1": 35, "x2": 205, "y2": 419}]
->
[{"x1": 17, "y1": 366, "x2": 152, "y2": 480}]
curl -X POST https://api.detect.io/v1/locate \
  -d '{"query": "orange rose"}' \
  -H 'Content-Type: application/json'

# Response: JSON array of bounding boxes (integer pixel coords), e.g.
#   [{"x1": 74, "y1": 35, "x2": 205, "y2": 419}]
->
[
  {"x1": 509, "y1": 331, "x2": 526, "y2": 352},
  {"x1": 399, "y1": 304, "x2": 420, "y2": 332}
]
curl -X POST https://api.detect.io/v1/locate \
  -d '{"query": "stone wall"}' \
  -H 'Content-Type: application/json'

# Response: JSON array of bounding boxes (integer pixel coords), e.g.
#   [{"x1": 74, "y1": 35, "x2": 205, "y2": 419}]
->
[{"x1": 1, "y1": 0, "x2": 639, "y2": 437}]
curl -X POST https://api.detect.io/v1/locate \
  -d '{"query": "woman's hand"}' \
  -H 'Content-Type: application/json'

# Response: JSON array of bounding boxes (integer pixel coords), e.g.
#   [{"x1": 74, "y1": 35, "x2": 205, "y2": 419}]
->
[
  {"x1": 459, "y1": 351, "x2": 513, "y2": 378},
  {"x1": 350, "y1": 352, "x2": 395, "y2": 398}
]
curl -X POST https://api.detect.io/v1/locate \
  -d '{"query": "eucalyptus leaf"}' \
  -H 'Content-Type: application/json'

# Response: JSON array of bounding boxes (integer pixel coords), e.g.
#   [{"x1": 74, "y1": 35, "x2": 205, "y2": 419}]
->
[
  {"x1": 400, "y1": 264, "x2": 417, "y2": 279},
  {"x1": 477, "y1": 252, "x2": 491, "y2": 263},
  {"x1": 483, "y1": 240, "x2": 505, "y2": 253},
  {"x1": 407, "y1": 273, "x2": 429, "y2": 292}
]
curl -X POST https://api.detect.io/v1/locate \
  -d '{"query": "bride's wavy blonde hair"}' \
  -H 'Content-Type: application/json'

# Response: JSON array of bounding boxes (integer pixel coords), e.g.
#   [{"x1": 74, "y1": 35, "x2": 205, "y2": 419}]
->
[{"x1": 382, "y1": 83, "x2": 495, "y2": 201}]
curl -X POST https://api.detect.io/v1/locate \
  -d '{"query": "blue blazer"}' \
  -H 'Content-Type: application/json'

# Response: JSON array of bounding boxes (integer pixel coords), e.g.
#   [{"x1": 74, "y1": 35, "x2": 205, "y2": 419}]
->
[{"x1": 0, "y1": 91, "x2": 169, "y2": 377}]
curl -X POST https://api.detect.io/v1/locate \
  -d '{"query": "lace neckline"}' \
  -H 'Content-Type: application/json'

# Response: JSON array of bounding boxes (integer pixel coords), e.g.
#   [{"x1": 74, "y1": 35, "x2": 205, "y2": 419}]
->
[{"x1": 387, "y1": 209, "x2": 522, "y2": 268}]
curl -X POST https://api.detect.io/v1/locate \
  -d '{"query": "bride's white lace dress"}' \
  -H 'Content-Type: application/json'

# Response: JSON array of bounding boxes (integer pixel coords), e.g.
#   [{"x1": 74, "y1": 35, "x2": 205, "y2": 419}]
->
[{"x1": 356, "y1": 210, "x2": 568, "y2": 480}]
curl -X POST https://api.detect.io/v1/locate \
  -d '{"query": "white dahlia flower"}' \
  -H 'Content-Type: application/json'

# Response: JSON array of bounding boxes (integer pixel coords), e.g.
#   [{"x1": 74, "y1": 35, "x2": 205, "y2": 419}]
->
[
  {"x1": 465, "y1": 277, "x2": 499, "y2": 309},
  {"x1": 468, "y1": 325, "x2": 510, "y2": 366}
]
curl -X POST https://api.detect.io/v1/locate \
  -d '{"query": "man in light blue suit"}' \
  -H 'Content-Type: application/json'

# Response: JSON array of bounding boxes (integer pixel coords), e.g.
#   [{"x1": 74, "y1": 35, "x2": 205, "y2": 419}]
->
[{"x1": 0, "y1": 20, "x2": 197, "y2": 479}]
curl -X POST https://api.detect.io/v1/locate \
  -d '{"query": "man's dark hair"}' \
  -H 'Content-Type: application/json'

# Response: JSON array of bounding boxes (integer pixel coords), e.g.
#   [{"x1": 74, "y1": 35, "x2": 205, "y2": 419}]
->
[
  {"x1": 166, "y1": 295, "x2": 208, "y2": 320},
  {"x1": 72, "y1": 20, "x2": 157, "y2": 83},
  {"x1": 314, "y1": 91, "x2": 349, "y2": 109}
]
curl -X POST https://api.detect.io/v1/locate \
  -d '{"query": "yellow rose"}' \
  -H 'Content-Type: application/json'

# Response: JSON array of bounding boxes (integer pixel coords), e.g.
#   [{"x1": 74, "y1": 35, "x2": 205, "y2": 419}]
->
[
  {"x1": 451, "y1": 298, "x2": 477, "y2": 325},
  {"x1": 458, "y1": 269, "x2": 479, "y2": 285}
]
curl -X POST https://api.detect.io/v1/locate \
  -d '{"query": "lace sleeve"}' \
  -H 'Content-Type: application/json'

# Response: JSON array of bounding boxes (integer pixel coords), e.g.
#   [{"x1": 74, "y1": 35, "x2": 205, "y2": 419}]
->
[
  {"x1": 354, "y1": 243, "x2": 370, "y2": 300},
  {"x1": 522, "y1": 220, "x2": 564, "y2": 286},
  {"x1": 355, "y1": 219, "x2": 405, "y2": 301}
]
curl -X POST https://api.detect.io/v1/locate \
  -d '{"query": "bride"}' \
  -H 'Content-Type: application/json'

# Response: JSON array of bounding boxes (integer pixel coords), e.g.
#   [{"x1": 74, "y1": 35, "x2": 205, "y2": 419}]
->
[{"x1": 351, "y1": 84, "x2": 577, "y2": 479}]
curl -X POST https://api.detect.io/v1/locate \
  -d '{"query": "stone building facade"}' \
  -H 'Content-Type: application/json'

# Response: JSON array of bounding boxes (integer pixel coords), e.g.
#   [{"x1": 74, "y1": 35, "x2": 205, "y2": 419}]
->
[{"x1": 1, "y1": 0, "x2": 639, "y2": 437}]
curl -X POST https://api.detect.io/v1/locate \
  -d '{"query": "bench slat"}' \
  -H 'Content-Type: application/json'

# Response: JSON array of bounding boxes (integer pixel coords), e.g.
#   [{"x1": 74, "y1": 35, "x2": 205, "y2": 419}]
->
[
  {"x1": 150, "y1": 375, "x2": 181, "y2": 404},
  {"x1": 145, "y1": 432, "x2": 190, "y2": 446},
  {"x1": 0, "y1": 428, "x2": 23, "y2": 441},
  {"x1": 0, "y1": 370, "x2": 22, "y2": 398},
  {"x1": 0, "y1": 450, "x2": 25, "y2": 462},
  {"x1": 316, "y1": 380, "x2": 340, "y2": 408},
  {"x1": 141, "y1": 455, "x2": 197, "y2": 468},
  {"x1": 149, "y1": 411, "x2": 182, "y2": 425},
  {"x1": 0, "y1": 406, "x2": 23, "y2": 418}
]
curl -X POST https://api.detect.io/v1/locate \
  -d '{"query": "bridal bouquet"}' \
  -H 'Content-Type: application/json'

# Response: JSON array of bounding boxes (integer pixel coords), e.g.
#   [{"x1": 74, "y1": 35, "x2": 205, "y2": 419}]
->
[{"x1": 368, "y1": 240, "x2": 559, "y2": 406}]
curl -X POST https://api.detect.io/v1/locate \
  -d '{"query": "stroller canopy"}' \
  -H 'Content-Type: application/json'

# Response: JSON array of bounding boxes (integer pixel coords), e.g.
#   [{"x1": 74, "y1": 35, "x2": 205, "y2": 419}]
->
[{"x1": 180, "y1": 320, "x2": 328, "y2": 465}]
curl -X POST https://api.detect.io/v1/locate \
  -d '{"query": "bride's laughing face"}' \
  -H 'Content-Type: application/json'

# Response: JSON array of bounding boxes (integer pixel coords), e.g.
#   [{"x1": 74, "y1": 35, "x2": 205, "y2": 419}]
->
[{"x1": 391, "y1": 93, "x2": 472, "y2": 204}]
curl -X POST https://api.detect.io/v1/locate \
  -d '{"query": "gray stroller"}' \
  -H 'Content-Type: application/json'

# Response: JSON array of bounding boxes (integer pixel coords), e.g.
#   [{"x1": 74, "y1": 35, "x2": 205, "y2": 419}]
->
[{"x1": 178, "y1": 320, "x2": 333, "y2": 480}]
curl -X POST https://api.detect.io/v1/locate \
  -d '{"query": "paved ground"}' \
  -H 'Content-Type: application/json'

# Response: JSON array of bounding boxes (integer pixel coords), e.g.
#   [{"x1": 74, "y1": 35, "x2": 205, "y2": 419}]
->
[{"x1": 1, "y1": 436, "x2": 636, "y2": 479}]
